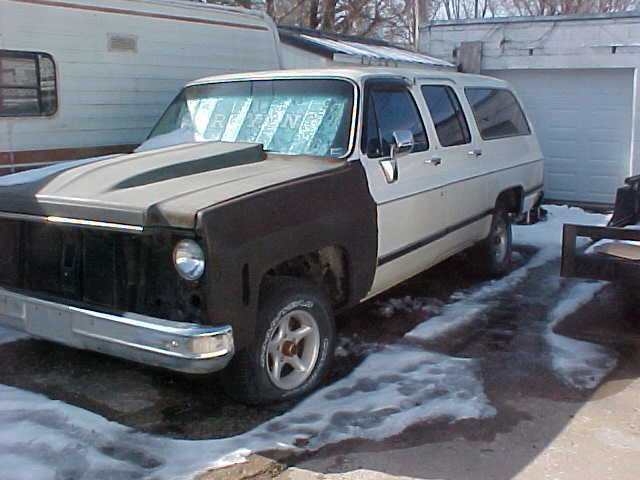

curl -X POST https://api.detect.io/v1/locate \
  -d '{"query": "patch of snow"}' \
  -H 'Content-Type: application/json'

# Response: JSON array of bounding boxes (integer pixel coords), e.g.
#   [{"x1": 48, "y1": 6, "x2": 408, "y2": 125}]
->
[
  {"x1": 208, "y1": 448, "x2": 251, "y2": 470},
  {"x1": 545, "y1": 282, "x2": 618, "y2": 389},
  {"x1": 0, "y1": 346, "x2": 494, "y2": 480},
  {"x1": 249, "y1": 346, "x2": 495, "y2": 450},
  {"x1": 334, "y1": 336, "x2": 381, "y2": 358},
  {"x1": 374, "y1": 296, "x2": 444, "y2": 319},
  {"x1": 512, "y1": 205, "x2": 609, "y2": 252},
  {"x1": 0, "y1": 327, "x2": 29, "y2": 345},
  {"x1": 406, "y1": 205, "x2": 609, "y2": 342}
]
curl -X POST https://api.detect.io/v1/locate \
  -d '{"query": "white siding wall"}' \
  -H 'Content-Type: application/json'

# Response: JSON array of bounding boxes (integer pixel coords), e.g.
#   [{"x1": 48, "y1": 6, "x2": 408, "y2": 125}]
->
[
  {"x1": 493, "y1": 68, "x2": 633, "y2": 204},
  {"x1": 421, "y1": 15, "x2": 640, "y2": 204},
  {"x1": 422, "y1": 16, "x2": 640, "y2": 70},
  {"x1": 0, "y1": 0, "x2": 281, "y2": 152}
]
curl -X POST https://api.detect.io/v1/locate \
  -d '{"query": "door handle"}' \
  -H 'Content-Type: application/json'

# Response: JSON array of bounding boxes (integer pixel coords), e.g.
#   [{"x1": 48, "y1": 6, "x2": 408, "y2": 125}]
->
[
  {"x1": 468, "y1": 149, "x2": 482, "y2": 157},
  {"x1": 427, "y1": 156, "x2": 442, "y2": 166}
]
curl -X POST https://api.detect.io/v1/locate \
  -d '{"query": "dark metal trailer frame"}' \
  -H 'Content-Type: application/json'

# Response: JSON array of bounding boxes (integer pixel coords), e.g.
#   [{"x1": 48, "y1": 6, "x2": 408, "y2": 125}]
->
[{"x1": 561, "y1": 175, "x2": 640, "y2": 284}]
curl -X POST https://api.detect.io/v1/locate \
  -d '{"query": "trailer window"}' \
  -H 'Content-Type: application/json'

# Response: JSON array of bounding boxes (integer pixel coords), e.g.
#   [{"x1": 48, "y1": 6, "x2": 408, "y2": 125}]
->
[{"x1": 0, "y1": 50, "x2": 57, "y2": 117}]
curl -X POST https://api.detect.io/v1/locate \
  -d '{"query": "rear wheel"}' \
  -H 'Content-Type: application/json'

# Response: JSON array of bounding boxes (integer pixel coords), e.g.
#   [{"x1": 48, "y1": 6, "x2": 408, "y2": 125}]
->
[
  {"x1": 472, "y1": 208, "x2": 512, "y2": 277},
  {"x1": 224, "y1": 276, "x2": 335, "y2": 405}
]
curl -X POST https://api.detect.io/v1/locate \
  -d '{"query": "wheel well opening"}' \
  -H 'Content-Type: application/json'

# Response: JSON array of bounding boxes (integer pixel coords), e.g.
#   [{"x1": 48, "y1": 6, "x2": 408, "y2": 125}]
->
[
  {"x1": 260, "y1": 246, "x2": 348, "y2": 307},
  {"x1": 496, "y1": 187, "x2": 523, "y2": 214}
]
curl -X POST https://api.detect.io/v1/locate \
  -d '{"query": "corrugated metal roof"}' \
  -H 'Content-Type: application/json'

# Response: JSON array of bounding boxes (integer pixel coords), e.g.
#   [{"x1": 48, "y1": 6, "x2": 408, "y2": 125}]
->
[
  {"x1": 422, "y1": 11, "x2": 640, "y2": 28},
  {"x1": 279, "y1": 26, "x2": 454, "y2": 68}
]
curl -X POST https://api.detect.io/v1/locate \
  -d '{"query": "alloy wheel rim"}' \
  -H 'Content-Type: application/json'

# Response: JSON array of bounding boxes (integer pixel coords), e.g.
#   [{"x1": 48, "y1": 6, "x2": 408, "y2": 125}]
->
[
  {"x1": 266, "y1": 309, "x2": 320, "y2": 390},
  {"x1": 493, "y1": 219, "x2": 508, "y2": 264}
]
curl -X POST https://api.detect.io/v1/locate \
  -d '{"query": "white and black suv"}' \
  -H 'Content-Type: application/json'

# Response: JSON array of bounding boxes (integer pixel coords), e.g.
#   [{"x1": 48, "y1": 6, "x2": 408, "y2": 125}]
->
[{"x1": 0, "y1": 68, "x2": 543, "y2": 404}]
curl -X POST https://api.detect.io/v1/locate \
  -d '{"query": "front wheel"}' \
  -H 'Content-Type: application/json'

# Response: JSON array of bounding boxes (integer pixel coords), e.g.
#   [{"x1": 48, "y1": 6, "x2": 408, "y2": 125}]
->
[
  {"x1": 472, "y1": 208, "x2": 512, "y2": 277},
  {"x1": 224, "y1": 277, "x2": 335, "y2": 405}
]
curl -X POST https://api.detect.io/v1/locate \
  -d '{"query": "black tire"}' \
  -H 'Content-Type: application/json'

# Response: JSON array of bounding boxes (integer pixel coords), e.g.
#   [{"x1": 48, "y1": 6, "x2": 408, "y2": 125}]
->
[
  {"x1": 223, "y1": 276, "x2": 335, "y2": 405},
  {"x1": 472, "y1": 208, "x2": 512, "y2": 277}
]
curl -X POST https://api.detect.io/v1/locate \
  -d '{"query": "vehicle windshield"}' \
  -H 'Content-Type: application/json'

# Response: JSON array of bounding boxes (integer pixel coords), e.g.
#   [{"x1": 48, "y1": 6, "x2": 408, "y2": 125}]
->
[{"x1": 144, "y1": 79, "x2": 355, "y2": 157}]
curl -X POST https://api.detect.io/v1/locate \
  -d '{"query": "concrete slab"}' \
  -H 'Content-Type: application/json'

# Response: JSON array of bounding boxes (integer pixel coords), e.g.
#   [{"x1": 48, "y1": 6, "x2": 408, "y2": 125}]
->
[
  {"x1": 280, "y1": 468, "x2": 432, "y2": 480},
  {"x1": 513, "y1": 373, "x2": 640, "y2": 480}
]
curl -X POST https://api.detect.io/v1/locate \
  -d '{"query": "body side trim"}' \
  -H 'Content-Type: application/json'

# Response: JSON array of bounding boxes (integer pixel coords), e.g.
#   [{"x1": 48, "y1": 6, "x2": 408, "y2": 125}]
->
[{"x1": 378, "y1": 208, "x2": 494, "y2": 266}]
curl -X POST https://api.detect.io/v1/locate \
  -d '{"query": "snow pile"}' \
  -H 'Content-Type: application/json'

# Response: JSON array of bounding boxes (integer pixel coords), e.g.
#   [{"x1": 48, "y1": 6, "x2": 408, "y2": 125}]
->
[
  {"x1": 512, "y1": 205, "x2": 609, "y2": 254},
  {"x1": 0, "y1": 383, "x2": 165, "y2": 480},
  {"x1": 545, "y1": 282, "x2": 618, "y2": 389},
  {"x1": 406, "y1": 205, "x2": 609, "y2": 342},
  {"x1": 406, "y1": 275, "x2": 518, "y2": 343},
  {"x1": 0, "y1": 346, "x2": 493, "y2": 480},
  {"x1": 249, "y1": 346, "x2": 495, "y2": 449}
]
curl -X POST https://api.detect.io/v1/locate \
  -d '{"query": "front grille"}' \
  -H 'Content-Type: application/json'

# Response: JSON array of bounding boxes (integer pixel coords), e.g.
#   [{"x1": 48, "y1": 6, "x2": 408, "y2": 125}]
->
[
  {"x1": 0, "y1": 219, "x2": 138, "y2": 308},
  {"x1": 0, "y1": 218, "x2": 204, "y2": 323}
]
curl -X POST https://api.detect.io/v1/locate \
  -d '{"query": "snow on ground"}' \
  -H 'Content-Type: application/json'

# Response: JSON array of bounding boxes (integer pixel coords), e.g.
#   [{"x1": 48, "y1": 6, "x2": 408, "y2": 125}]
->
[
  {"x1": 512, "y1": 205, "x2": 609, "y2": 253},
  {"x1": 545, "y1": 282, "x2": 618, "y2": 389},
  {"x1": 374, "y1": 296, "x2": 444, "y2": 319},
  {"x1": 405, "y1": 205, "x2": 609, "y2": 343},
  {"x1": 0, "y1": 205, "x2": 621, "y2": 479},
  {"x1": 0, "y1": 346, "x2": 493, "y2": 480}
]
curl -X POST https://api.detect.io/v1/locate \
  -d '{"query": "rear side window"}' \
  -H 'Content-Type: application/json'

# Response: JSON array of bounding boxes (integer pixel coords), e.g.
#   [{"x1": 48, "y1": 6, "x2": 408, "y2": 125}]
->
[
  {"x1": 0, "y1": 50, "x2": 57, "y2": 117},
  {"x1": 362, "y1": 88, "x2": 428, "y2": 158},
  {"x1": 465, "y1": 88, "x2": 530, "y2": 140},
  {"x1": 421, "y1": 85, "x2": 471, "y2": 147}
]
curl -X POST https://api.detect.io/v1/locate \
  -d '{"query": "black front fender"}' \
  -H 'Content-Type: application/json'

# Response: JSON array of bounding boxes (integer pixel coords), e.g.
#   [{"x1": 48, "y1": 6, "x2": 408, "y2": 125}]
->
[{"x1": 196, "y1": 161, "x2": 377, "y2": 350}]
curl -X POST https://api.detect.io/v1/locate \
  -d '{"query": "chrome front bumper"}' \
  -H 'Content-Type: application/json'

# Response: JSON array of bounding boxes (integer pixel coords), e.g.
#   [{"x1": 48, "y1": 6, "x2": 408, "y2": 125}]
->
[{"x1": 0, "y1": 287, "x2": 234, "y2": 374}]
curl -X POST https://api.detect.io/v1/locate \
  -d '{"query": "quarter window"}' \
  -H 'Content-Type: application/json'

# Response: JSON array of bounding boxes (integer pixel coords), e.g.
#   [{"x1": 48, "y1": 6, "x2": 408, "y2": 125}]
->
[
  {"x1": 362, "y1": 87, "x2": 428, "y2": 158},
  {"x1": 421, "y1": 85, "x2": 471, "y2": 147},
  {"x1": 0, "y1": 50, "x2": 57, "y2": 117},
  {"x1": 465, "y1": 88, "x2": 530, "y2": 140}
]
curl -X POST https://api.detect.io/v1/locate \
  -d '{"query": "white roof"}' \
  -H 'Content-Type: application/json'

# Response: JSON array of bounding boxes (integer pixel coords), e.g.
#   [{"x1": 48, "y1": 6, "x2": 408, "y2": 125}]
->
[
  {"x1": 298, "y1": 34, "x2": 454, "y2": 68},
  {"x1": 188, "y1": 67, "x2": 507, "y2": 89}
]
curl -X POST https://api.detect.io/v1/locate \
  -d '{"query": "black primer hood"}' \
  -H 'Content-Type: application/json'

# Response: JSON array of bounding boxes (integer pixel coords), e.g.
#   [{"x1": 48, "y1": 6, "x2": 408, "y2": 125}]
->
[{"x1": 0, "y1": 141, "x2": 343, "y2": 229}]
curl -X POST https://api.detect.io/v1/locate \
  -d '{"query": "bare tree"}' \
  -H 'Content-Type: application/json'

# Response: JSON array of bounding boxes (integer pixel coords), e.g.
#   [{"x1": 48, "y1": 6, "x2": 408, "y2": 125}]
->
[
  {"x1": 192, "y1": 0, "x2": 636, "y2": 47},
  {"x1": 196, "y1": 0, "x2": 432, "y2": 45},
  {"x1": 433, "y1": 0, "x2": 499, "y2": 19},
  {"x1": 501, "y1": 0, "x2": 634, "y2": 15}
]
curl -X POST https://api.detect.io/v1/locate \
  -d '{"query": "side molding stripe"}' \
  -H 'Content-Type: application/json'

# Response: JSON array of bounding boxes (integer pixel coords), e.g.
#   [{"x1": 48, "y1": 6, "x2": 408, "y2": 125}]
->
[{"x1": 377, "y1": 208, "x2": 494, "y2": 266}]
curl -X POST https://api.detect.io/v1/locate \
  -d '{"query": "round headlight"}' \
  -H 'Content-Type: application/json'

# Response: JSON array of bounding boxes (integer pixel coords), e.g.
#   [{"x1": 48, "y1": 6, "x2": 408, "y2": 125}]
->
[{"x1": 173, "y1": 239, "x2": 205, "y2": 281}]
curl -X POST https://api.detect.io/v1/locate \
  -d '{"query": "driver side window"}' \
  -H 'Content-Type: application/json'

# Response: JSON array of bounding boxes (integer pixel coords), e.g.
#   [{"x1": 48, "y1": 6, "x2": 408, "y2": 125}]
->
[{"x1": 362, "y1": 86, "x2": 429, "y2": 158}]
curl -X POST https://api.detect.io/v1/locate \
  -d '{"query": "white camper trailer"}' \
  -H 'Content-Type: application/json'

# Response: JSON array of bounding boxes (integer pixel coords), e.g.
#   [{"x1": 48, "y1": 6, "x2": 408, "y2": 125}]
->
[{"x1": 0, "y1": 0, "x2": 282, "y2": 175}]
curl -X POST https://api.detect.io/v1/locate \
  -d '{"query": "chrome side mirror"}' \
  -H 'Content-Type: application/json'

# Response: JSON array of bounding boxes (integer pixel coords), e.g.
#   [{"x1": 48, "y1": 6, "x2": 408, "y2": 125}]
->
[
  {"x1": 391, "y1": 130, "x2": 414, "y2": 158},
  {"x1": 379, "y1": 130, "x2": 414, "y2": 184}
]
